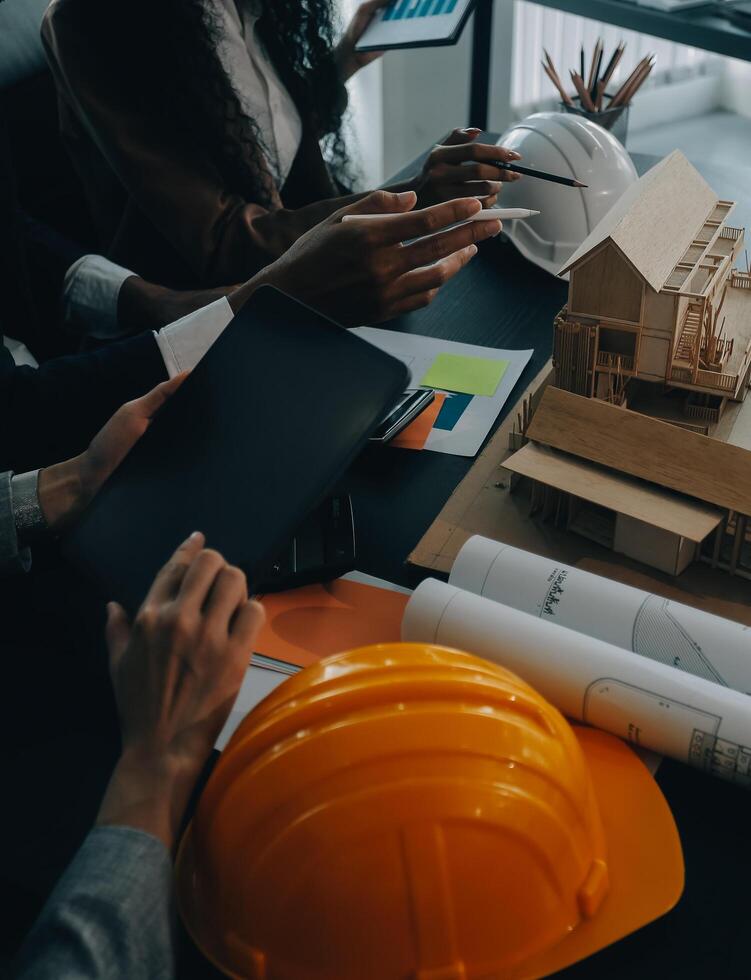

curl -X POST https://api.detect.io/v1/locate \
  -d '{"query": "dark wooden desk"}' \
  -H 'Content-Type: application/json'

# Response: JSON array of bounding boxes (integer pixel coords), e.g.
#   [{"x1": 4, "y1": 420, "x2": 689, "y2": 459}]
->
[
  {"x1": 180, "y1": 148, "x2": 751, "y2": 978},
  {"x1": 344, "y1": 148, "x2": 751, "y2": 980}
]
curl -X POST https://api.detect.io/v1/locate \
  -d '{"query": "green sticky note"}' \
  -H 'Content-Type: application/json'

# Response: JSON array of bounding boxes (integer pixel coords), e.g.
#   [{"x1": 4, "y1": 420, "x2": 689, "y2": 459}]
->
[{"x1": 420, "y1": 353, "x2": 509, "y2": 397}]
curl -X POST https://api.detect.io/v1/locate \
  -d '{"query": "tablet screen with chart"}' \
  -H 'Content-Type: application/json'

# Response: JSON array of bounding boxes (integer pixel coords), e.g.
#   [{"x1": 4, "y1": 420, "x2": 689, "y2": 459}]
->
[{"x1": 355, "y1": 0, "x2": 477, "y2": 51}]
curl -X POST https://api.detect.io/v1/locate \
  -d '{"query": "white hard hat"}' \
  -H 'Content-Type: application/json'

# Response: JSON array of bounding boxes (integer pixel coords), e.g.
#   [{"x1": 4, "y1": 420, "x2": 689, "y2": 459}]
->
[{"x1": 496, "y1": 112, "x2": 638, "y2": 277}]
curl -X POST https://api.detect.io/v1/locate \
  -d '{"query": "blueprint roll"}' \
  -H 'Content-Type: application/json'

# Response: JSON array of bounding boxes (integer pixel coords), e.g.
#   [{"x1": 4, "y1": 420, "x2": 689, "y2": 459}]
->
[
  {"x1": 450, "y1": 536, "x2": 751, "y2": 694},
  {"x1": 402, "y1": 578, "x2": 751, "y2": 786}
]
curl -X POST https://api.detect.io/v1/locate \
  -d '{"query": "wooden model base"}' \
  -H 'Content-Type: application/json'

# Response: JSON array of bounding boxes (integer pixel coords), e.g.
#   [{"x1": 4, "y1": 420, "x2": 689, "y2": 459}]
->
[{"x1": 409, "y1": 363, "x2": 751, "y2": 618}]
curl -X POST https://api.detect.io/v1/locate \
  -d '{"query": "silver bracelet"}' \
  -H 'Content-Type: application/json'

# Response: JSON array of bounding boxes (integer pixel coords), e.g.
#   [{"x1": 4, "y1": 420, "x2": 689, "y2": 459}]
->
[{"x1": 11, "y1": 469, "x2": 48, "y2": 543}]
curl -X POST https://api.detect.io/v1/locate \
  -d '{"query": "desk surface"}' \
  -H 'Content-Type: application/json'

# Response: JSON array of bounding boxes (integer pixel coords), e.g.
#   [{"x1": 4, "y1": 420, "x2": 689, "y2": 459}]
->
[
  {"x1": 525, "y1": 0, "x2": 751, "y2": 63},
  {"x1": 344, "y1": 148, "x2": 751, "y2": 980},
  {"x1": 181, "y1": 148, "x2": 751, "y2": 979},
  {"x1": 348, "y1": 149, "x2": 750, "y2": 589}
]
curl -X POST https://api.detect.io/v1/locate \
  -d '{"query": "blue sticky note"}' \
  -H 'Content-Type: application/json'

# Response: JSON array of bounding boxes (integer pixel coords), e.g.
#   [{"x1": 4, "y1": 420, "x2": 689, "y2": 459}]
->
[{"x1": 433, "y1": 392, "x2": 472, "y2": 430}]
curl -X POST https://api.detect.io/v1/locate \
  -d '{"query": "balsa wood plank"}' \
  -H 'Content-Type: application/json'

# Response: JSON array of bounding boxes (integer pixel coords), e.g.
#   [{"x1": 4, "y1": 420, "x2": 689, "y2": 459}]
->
[
  {"x1": 504, "y1": 442, "x2": 723, "y2": 540},
  {"x1": 527, "y1": 386, "x2": 751, "y2": 516},
  {"x1": 570, "y1": 242, "x2": 643, "y2": 323}
]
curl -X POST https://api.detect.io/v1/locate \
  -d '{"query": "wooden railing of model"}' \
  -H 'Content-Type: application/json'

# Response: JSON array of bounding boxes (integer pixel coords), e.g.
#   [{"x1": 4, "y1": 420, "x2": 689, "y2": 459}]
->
[
  {"x1": 671, "y1": 365, "x2": 736, "y2": 392},
  {"x1": 596, "y1": 351, "x2": 635, "y2": 372}
]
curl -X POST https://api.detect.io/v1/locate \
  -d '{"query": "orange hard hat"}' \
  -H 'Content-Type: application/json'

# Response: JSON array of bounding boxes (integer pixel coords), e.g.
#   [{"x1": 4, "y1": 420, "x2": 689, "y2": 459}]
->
[{"x1": 176, "y1": 644, "x2": 683, "y2": 980}]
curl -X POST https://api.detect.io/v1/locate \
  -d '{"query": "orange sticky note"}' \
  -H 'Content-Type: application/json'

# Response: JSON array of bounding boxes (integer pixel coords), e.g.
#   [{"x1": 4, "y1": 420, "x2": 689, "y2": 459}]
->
[
  {"x1": 256, "y1": 579, "x2": 409, "y2": 668},
  {"x1": 390, "y1": 393, "x2": 446, "y2": 450}
]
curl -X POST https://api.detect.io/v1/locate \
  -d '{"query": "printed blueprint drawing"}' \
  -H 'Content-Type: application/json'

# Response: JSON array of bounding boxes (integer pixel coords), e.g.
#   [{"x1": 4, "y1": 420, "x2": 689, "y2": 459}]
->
[{"x1": 633, "y1": 596, "x2": 728, "y2": 686}]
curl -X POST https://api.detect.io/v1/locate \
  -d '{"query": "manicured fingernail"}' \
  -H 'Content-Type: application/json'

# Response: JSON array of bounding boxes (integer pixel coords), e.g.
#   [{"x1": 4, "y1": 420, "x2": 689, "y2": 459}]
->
[
  {"x1": 468, "y1": 244, "x2": 478, "y2": 256},
  {"x1": 184, "y1": 531, "x2": 202, "y2": 544},
  {"x1": 509, "y1": 151, "x2": 522, "y2": 159}
]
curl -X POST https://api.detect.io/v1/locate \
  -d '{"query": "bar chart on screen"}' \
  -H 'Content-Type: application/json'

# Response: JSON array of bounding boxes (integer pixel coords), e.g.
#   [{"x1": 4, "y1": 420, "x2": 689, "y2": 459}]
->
[
  {"x1": 355, "y1": 0, "x2": 476, "y2": 50},
  {"x1": 383, "y1": 0, "x2": 461, "y2": 20}
]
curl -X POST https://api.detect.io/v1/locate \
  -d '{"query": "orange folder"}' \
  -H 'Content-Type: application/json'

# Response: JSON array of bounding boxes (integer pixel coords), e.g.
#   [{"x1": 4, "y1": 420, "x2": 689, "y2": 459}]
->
[
  {"x1": 390, "y1": 393, "x2": 446, "y2": 450},
  {"x1": 256, "y1": 579, "x2": 410, "y2": 668}
]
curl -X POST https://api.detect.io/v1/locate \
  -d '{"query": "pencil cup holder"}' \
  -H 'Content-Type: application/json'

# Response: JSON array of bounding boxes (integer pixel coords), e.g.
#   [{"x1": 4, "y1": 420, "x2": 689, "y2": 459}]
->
[{"x1": 560, "y1": 98, "x2": 629, "y2": 147}]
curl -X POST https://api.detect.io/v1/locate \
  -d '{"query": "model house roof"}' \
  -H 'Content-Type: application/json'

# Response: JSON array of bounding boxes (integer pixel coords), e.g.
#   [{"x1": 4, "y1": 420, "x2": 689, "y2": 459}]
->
[
  {"x1": 526, "y1": 387, "x2": 751, "y2": 517},
  {"x1": 558, "y1": 150, "x2": 719, "y2": 292},
  {"x1": 503, "y1": 442, "x2": 723, "y2": 540}
]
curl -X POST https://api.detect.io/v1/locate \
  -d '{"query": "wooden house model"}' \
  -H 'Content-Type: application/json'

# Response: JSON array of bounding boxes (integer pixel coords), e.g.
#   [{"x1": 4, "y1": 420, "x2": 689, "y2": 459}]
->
[
  {"x1": 503, "y1": 387, "x2": 751, "y2": 578},
  {"x1": 554, "y1": 150, "x2": 751, "y2": 425}
]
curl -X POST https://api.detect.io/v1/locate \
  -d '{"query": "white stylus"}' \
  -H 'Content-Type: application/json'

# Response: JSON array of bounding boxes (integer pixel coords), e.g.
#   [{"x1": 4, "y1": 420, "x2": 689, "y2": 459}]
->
[{"x1": 342, "y1": 208, "x2": 540, "y2": 223}]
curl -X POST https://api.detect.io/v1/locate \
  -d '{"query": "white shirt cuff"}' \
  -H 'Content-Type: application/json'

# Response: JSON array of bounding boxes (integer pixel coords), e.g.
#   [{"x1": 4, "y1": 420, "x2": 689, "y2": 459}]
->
[
  {"x1": 63, "y1": 255, "x2": 137, "y2": 340},
  {"x1": 154, "y1": 297, "x2": 235, "y2": 378},
  {"x1": 3, "y1": 335, "x2": 38, "y2": 368}
]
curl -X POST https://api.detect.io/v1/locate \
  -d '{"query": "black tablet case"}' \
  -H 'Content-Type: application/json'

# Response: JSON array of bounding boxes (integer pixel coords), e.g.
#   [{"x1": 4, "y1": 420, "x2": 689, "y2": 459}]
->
[{"x1": 63, "y1": 286, "x2": 408, "y2": 611}]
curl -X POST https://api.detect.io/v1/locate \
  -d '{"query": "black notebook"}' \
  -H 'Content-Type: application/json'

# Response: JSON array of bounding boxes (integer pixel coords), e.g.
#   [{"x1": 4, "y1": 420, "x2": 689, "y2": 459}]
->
[{"x1": 63, "y1": 287, "x2": 408, "y2": 611}]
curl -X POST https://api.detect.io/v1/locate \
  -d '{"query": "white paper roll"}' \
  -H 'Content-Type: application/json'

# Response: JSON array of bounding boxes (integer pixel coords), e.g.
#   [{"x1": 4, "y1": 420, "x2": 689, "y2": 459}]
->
[
  {"x1": 402, "y1": 578, "x2": 751, "y2": 785},
  {"x1": 450, "y1": 536, "x2": 751, "y2": 693}
]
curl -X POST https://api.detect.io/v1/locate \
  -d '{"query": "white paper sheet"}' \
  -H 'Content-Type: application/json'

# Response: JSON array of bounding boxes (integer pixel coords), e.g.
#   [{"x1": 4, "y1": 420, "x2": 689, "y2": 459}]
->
[
  {"x1": 402, "y1": 578, "x2": 751, "y2": 785},
  {"x1": 451, "y1": 536, "x2": 751, "y2": 692},
  {"x1": 214, "y1": 662, "x2": 290, "y2": 750},
  {"x1": 351, "y1": 327, "x2": 533, "y2": 456}
]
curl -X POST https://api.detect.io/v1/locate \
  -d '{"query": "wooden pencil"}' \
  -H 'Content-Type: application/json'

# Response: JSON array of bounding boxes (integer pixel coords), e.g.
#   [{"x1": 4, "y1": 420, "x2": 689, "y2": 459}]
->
[
  {"x1": 491, "y1": 160, "x2": 588, "y2": 188},
  {"x1": 600, "y1": 42, "x2": 625, "y2": 91},
  {"x1": 595, "y1": 78, "x2": 605, "y2": 112},
  {"x1": 609, "y1": 55, "x2": 650, "y2": 107},
  {"x1": 608, "y1": 58, "x2": 644, "y2": 107},
  {"x1": 570, "y1": 70, "x2": 596, "y2": 112},
  {"x1": 586, "y1": 38, "x2": 602, "y2": 92},
  {"x1": 542, "y1": 56, "x2": 574, "y2": 106},
  {"x1": 619, "y1": 58, "x2": 653, "y2": 105},
  {"x1": 543, "y1": 48, "x2": 574, "y2": 105},
  {"x1": 590, "y1": 45, "x2": 604, "y2": 102},
  {"x1": 622, "y1": 57, "x2": 654, "y2": 105}
]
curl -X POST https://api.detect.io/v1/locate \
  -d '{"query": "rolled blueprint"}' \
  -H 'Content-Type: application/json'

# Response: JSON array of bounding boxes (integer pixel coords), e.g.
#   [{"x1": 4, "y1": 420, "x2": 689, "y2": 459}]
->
[
  {"x1": 451, "y1": 536, "x2": 751, "y2": 693},
  {"x1": 402, "y1": 578, "x2": 751, "y2": 786}
]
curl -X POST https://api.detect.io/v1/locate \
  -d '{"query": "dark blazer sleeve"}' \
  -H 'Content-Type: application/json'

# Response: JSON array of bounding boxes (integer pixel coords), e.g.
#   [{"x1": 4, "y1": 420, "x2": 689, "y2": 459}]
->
[
  {"x1": 41, "y1": 0, "x2": 344, "y2": 287},
  {"x1": 0, "y1": 333, "x2": 166, "y2": 474}
]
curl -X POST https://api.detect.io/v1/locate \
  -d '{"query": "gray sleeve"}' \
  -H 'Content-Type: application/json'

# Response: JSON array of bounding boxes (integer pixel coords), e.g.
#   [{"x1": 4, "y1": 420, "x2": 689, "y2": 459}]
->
[
  {"x1": 0, "y1": 471, "x2": 31, "y2": 574},
  {"x1": 13, "y1": 826, "x2": 174, "y2": 980}
]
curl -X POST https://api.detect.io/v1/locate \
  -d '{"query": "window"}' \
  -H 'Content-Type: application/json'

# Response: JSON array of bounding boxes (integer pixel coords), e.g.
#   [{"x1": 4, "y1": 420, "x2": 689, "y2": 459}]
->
[{"x1": 510, "y1": 0, "x2": 717, "y2": 118}]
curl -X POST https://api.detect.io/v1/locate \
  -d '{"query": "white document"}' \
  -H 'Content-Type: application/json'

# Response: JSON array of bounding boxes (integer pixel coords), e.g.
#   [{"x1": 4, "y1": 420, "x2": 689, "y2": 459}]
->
[
  {"x1": 352, "y1": 327, "x2": 532, "y2": 456},
  {"x1": 402, "y1": 578, "x2": 751, "y2": 785},
  {"x1": 451, "y1": 536, "x2": 751, "y2": 692},
  {"x1": 214, "y1": 659, "x2": 293, "y2": 751}
]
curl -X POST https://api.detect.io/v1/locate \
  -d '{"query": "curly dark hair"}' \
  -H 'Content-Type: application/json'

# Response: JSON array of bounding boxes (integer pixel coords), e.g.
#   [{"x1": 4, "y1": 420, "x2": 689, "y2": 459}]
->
[{"x1": 95, "y1": 0, "x2": 352, "y2": 207}]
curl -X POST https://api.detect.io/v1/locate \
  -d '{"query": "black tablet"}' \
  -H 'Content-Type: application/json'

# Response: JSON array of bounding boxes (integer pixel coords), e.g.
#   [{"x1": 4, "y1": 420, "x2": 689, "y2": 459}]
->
[
  {"x1": 355, "y1": 0, "x2": 477, "y2": 52},
  {"x1": 63, "y1": 286, "x2": 408, "y2": 610}
]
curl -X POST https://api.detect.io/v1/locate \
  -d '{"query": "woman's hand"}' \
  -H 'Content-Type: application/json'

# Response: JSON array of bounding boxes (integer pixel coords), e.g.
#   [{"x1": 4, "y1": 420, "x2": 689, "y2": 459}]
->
[
  {"x1": 253, "y1": 188, "x2": 501, "y2": 325},
  {"x1": 37, "y1": 375, "x2": 186, "y2": 532},
  {"x1": 97, "y1": 533, "x2": 265, "y2": 847},
  {"x1": 409, "y1": 128, "x2": 523, "y2": 208},
  {"x1": 335, "y1": 0, "x2": 390, "y2": 81}
]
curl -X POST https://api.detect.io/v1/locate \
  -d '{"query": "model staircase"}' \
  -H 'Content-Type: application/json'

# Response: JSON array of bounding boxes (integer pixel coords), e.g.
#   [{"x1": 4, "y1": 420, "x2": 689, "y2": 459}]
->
[{"x1": 674, "y1": 303, "x2": 703, "y2": 364}]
